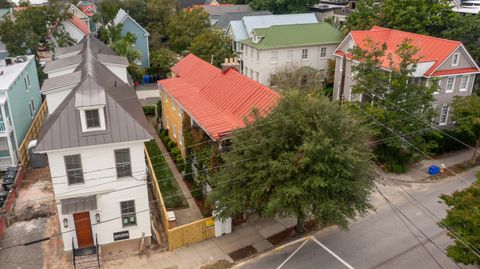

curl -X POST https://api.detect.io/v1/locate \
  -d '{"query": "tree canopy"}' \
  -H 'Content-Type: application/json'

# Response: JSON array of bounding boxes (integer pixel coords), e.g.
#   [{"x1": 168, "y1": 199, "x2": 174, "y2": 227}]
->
[
  {"x1": 350, "y1": 38, "x2": 439, "y2": 172},
  {"x1": 149, "y1": 47, "x2": 178, "y2": 75},
  {"x1": 166, "y1": 9, "x2": 210, "y2": 54},
  {"x1": 345, "y1": 0, "x2": 459, "y2": 37},
  {"x1": 208, "y1": 90, "x2": 376, "y2": 232},
  {"x1": 248, "y1": 0, "x2": 316, "y2": 14},
  {"x1": 269, "y1": 64, "x2": 326, "y2": 91},
  {"x1": 440, "y1": 179, "x2": 480, "y2": 265},
  {"x1": 452, "y1": 95, "x2": 480, "y2": 164},
  {"x1": 188, "y1": 29, "x2": 235, "y2": 67}
]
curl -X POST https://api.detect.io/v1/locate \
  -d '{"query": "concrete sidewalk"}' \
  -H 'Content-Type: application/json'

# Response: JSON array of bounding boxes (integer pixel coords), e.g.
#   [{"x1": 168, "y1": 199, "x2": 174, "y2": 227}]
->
[
  {"x1": 382, "y1": 148, "x2": 475, "y2": 182},
  {"x1": 102, "y1": 214, "x2": 297, "y2": 269}
]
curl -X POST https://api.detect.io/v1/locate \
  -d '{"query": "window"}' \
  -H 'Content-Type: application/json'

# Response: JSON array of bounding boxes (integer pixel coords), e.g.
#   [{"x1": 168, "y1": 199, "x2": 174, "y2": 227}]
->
[
  {"x1": 173, "y1": 125, "x2": 177, "y2": 138},
  {"x1": 28, "y1": 99, "x2": 35, "y2": 117},
  {"x1": 166, "y1": 116, "x2": 170, "y2": 129},
  {"x1": 452, "y1": 53, "x2": 460, "y2": 66},
  {"x1": 85, "y1": 109, "x2": 101, "y2": 128},
  {"x1": 26, "y1": 74, "x2": 31, "y2": 88},
  {"x1": 165, "y1": 95, "x2": 169, "y2": 103},
  {"x1": 178, "y1": 107, "x2": 182, "y2": 118},
  {"x1": 286, "y1": 50, "x2": 293, "y2": 63},
  {"x1": 271, "y1": 51, "x2": 278, "y2": 64},
  {"x1": 439, "y1": 104, "x2": 450, "y2": 125},
  {"x1": 24, "y1": 78, "x2": 28, "y2": 91},
  {"x1": 64, "y1": 154, "x2": 84, "y2": 185},
  {"x1": 250, "y1": 69, "x2": 253, "y2": 78},
  {"x1": 172, "y1": 101, "x2": 176, "y2": 111},
  {"x1": 301, "y1": 49, "x2": 308, "y2": 60},
  {"x1": 179, "y1": 133, "x2": 183, "y2": 146},
  {"x1": 244, "y1": 67, "x2": 248, "y2": 76},
  {"x1": 256, "y1": 72, "x2": 259, "y2": 82},
  {"x1": 250, "y1": 47, "x2": 254, "y2": 58},
  {"x1": 240, "y1": 43, "x2": 244, "y2": 51},
  {"x1": 320, "y1": 47, "x2": 327, "y2": 58},
  {"x1": 446, "y1": 76, "x2": 455, "y2": 93},
  {"x1": 115, "y1": 149, "x2": 132, "y2": 178},
  {"x1": 460, "y1": 75, "x2": 469, "y2": 91},
  {"x1": 256, "y1": 51, "x2": 260, "y2": 61},
  {"x1": 120, "y1": 200, "x2": 136, "y2": 227}
]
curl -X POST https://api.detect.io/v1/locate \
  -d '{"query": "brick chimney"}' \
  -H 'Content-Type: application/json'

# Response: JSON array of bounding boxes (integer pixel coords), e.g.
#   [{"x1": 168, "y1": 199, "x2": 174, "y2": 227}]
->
[{"x1": 221, "y1": 58, "x2": 240, "y2": 73}]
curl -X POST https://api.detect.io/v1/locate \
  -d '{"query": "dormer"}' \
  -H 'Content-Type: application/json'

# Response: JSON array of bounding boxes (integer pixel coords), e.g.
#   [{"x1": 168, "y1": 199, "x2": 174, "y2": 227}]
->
[
  {"x1": 251, "y1": 30, "x2": 265, "y2": 44},
  {"x1": 75, "y1": 76, "x2": 107, "y2": 133}
]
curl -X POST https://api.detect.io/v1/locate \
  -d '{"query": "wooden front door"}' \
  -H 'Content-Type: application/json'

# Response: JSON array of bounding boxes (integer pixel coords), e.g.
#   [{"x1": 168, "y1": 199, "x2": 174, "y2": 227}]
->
[{"x1": 73, "y1": 212, "x2": 94, "y2": 249}]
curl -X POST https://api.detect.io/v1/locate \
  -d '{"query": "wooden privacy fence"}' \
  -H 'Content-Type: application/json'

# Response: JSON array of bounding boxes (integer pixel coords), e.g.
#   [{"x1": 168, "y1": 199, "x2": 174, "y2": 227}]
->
[
  {"x1": 18, "y1": 101, "x2": 48, "y2": 165},
  {"x1": 144, "y1": 146, "x2": 215, "y2": 251}
]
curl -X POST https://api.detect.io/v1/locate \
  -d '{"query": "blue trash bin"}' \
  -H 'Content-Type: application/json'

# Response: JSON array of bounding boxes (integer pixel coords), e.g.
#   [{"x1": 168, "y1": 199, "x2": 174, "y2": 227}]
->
[
  {"x1": 143, "y1": 75, "x2": 150, "y2": 84},
  {"x1": 428, "y1": 165, "x2": 440, "y2": 176}
]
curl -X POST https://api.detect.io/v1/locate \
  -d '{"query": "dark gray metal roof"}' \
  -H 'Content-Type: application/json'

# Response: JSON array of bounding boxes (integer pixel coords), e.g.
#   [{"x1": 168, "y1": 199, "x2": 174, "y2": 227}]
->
[
  {"x1": 36, "y1": 35, "x2": 154, "y2": 152},
  {"x1": 216, "y1": 11, "x2": 272, "y2": 30},
  {"x1": 97, "y1": 54, "x2": 129, "y2": 66},
  {"x1": 41, "y1": 71, "x2": 82, "y2": 93},
  {"x1": 54, "y1": 43, "x2": 83, "y2": 58},
  {"x1": 43, "y1": 54, "x2": 83, "y2": 72}
]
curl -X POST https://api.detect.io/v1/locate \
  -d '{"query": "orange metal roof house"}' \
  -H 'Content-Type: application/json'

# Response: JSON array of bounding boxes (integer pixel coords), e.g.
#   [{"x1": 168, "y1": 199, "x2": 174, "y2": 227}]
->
[{"x1": 159, "y1": 54, "x2": 279, "y2": 140}]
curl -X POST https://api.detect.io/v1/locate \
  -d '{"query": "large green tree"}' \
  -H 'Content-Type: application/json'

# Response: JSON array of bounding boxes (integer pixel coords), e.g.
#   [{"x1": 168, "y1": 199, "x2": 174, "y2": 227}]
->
[
  {"x1": 208, "y1": 90, "x2": 376, "y2": 232},
  {"x1": 351, "y1": 38, "x2": 439, "y2": 172},
  {"x1": 165, "y1": 9, "x2": 210, "y2": 54},
  {"x1": 440, "y1": 179, "x2": 480, "y2": 265},
  {"x1": 452, "y1": 95, "x2": 480, "y2": 164},
  {"x1": 345, "y1": 0, "x2": 459, "y2": 37},
  {"x1": 0, "y1": 0, "x2": 12, "y2": 8},
  {"x1": 188, "y1": 30, "x2": 235, "y2": 67},
  {"x1": 248, "y1": 0, "x2": 315, "y2": 14},
  {"x1": 149, "y1": 47, "x2": 177, "y2": 75}
]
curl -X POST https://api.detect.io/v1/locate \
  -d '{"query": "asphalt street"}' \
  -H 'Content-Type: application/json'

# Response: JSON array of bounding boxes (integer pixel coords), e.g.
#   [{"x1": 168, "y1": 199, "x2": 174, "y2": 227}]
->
[{"x1": 235, "y1": 168, "x2": 480, "y2": 269}]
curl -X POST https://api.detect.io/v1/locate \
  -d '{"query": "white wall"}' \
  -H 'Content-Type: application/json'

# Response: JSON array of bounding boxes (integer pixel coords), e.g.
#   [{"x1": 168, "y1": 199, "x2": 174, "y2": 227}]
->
[
  {"x1": 47, "y1": 141, "x2": 151, "y2": 250},
  {"x1": 62, "y1": 21, "x2": 85, "y2": 44},
  {"x1": 103, "y1": 63, "x2": 129, "y2": 84},
  {"x1": 241, "y1": 43, "x2": 338, "y2": 86},
  {"x1": 45, "y1": 88, "x2": 74, "y2": 114}
]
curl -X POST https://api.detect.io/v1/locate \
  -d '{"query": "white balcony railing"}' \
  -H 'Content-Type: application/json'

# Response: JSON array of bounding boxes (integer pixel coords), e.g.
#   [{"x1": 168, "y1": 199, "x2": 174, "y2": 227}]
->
[
  {"x1": 0, "y1": 157, "x2": 11, "y2": 170},
  {"x1": 0, "y1": 117, "x2": 11, "y2": 133}
]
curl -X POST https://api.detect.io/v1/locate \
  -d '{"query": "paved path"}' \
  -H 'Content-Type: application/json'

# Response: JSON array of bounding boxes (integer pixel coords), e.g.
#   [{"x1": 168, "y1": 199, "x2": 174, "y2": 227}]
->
[
  {"x1": 235, "y1": 168, "x2": 479, "y2": 269},
  {"x1": 152, "y1": 133, "x2": 203, "y2": 225},
  {"x1": 383, "y1": 148, "x2": 474, "y2": 182}
]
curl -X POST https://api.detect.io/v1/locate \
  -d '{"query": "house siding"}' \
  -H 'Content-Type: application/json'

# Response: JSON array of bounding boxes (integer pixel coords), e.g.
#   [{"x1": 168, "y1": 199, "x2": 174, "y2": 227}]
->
[
  {"x1": 6, "y1": 58, "x2": 42, "y2": 149},
  {"x1": 241, "y1": 43, "x2": 339, "y2": 86},
  {"x1": 161, "y1": 90, "x2": 185, "y2": 157},
  {"x1": 121, "y1": 18, "x2": 150, "y2": 68},
  {"x1": 48, "y1": 141, "x2": 151, "y2": 250},
  {"x1": 436, "y1": 46, "x2": 476, "y2": 71}
]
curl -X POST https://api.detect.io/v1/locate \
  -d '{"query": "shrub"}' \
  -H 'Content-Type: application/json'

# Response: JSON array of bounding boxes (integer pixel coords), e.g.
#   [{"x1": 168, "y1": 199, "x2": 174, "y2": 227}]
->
[
  {"x1": 143, "y1": 106, "x2": 156, "y2": 116},
  {"x1": 191, "y1": 180, "x2": 203, "y2": 200},
  {"x1": 167, "y1": 140, "x2": 175, "y2": 151}
]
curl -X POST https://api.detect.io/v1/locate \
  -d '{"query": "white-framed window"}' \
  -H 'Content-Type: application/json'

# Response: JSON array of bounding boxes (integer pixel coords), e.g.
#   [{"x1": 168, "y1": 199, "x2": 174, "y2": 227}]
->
[
  {"x1": 165, "y1": 94, "x2": 169, "y2": 103},
  {"x1": 250, "y1": 47, "x2": 254, "y2": 58},
  {"x1": 320, "y1": 47, "x2": 327, "y2": 58},
  {"x1": 240, "y1": 43, "x2": 244, "y2": 52},
  {"x1": 178, "y1": 107, "x2": 182, "y2": 118},
  {"x1": 301, "y1": 49, "x2": 308, "y2": 60},
  {"x1": 120, "y1": 200, "x2": 137, "y2": 227},
  {"x1": 166, "y1": 116, "x2": 170, "y2": 129},
  {"x1": 271, "y1": 51, "x2": 278, "y2": 64},
  {"x1": 244, "y1": 67, "x2": 248, "y2": 76},
  {"x1": 115, "y1": 148, "x2": 132, "y2": 178},
  {"x1": 28, "y1": 99, "x2": 35, "y2": 117},
  {"x1": 286, "y1": 50, "x2": 293, "y2": 63},
  {"x1": 85, "y1": 109, "x2": 101, "y2": 128},
  {"x1": 172, "y1": 101, "x2": 176, "y2": 111},
  {"x1": 446, "y1": 76, "x2": 455, "y2": 93},
  {"x1": 256, "y1": 51, "x2": 260, "y2": 61},
  {"x1": 250, "y1": 69, "x2": 253, "y2": 78},
  {"x1": 256, "y1": 72, "x2": 259, "y2": 82},
  {"x1": 460, "y1": 75, "x2": 469, "y2": 91},
  {"x1": 439, "y1": 104, "x2": 449, "y2": 125},
  {"x1": 452, "y1": 53, "x2": 460, "y2": 66},
  {"x1": 173, "y1": 125, "x2": 177, "y2": 138},
  {"x1": 27, "y1": 74, "x2": 31, "y2": 88},
  {"x1": 64, "y1": 154, "x2": 84, "y2": 185}
]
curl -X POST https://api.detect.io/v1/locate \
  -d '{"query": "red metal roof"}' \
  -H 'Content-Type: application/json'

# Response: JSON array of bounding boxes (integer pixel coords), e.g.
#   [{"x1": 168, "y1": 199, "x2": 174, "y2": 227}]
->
[
  {"x1": 70, "y1": 16, "x2": 90, "y2": 35},
  {"x1": 431, "y1": 68, "x2": 479, "y2": 76},
  {"x1": 336, "y1": 26, "x2": 480, "y2": 76},
  {"x1": 160, "y1": 54, "x2": 280, "y2": 140}
]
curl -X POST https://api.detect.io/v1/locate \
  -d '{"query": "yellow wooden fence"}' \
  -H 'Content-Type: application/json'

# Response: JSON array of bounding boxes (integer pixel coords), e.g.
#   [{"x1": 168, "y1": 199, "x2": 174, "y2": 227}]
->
[
  {"x1": 144, "y1": 146, "x2": 215, "y2": 251},
  {"x1": 18, "y1": 101, "x2": 48, "y2": 165}
]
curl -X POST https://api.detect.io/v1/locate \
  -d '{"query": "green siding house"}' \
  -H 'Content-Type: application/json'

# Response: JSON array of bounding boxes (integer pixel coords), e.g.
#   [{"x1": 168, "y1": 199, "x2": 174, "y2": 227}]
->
[{"x1": 0, "y1": 55, "x2": 42, "y2": 169}]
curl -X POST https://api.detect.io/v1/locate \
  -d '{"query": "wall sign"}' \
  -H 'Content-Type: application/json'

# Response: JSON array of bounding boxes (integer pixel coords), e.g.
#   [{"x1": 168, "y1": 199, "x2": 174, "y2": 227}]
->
[
  {"x1": 113, "y1": 231, "x2": 130, "y2": 241},
  {"x1": 205, "y1": 218, "x2": 215, "y2": 228}
]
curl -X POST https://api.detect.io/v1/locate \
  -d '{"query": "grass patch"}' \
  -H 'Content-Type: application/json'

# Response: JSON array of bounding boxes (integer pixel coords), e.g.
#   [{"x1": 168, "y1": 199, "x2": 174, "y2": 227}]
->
[{"x1": 145, "y1": 140, "x2": 188, "y2": 210}]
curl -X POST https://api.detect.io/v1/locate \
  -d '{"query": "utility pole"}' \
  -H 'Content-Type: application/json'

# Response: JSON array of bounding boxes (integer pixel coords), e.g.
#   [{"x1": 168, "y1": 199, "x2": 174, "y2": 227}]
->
[{"x1": 338, "y1": 55, "x2": 347, "y2": 106}]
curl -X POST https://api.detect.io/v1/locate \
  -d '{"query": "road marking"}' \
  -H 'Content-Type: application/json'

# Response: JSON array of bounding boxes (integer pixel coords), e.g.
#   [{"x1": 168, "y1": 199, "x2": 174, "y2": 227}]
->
[
  {"x1": 275, "y1": 238, "x2": 310, "y2": 269},
  {"x1": 311, "y1": 237, "x2": 355, "y2": 269}
]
